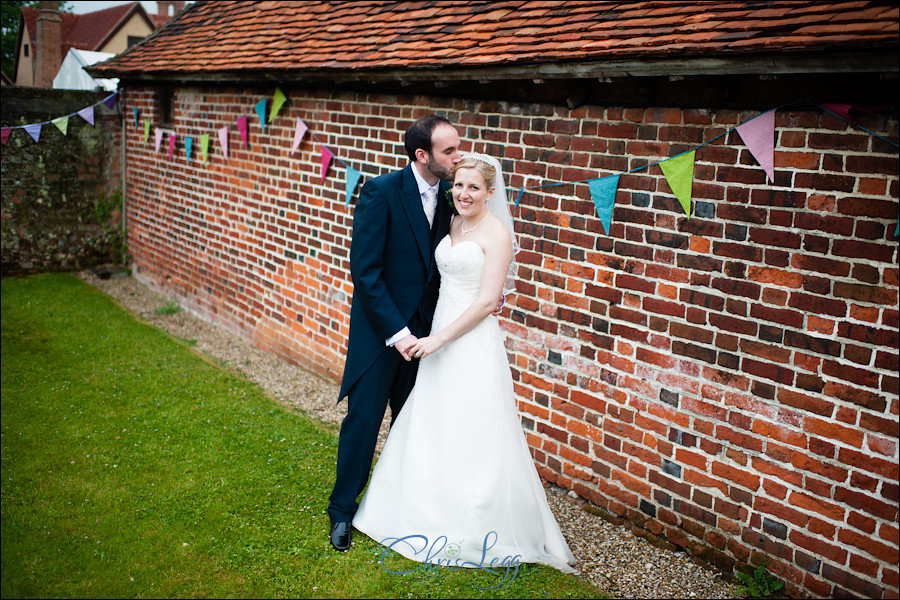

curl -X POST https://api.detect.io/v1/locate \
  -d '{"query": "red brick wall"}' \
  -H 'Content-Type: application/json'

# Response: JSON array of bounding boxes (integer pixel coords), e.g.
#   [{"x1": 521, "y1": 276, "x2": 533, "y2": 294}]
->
[{"x1": 123, "y1": 85, "x2": 899, "y2": 598}]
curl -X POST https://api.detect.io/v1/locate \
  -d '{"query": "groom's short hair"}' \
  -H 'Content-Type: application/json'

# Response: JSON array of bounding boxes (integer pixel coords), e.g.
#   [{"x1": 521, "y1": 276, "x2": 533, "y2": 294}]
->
[{"x1": 404, "y1": 115, "x2": 453, "y2": 161}]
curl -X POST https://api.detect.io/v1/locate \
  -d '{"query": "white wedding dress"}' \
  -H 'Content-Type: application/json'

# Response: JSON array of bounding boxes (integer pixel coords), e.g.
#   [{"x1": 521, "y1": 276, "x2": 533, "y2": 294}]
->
[{"x1": 353, "y1": 235, "x2": 577, "y2": 574}]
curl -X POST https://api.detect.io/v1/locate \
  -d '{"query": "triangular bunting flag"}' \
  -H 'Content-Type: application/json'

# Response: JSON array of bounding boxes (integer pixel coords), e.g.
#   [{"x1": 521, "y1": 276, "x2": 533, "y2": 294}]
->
[
  {"x1": 185, "y1": 136, "x2": 193, "y2": 162},
  {"x1": 320, "y1": 146, "x2": 334, "y2": 183},
  {"x1": 200, "y1": 134, "x2": 210, "y2": 163},
  {"x1": 588, "y1": 175, "x2": 620, "y2": 235},
  {"x1": 52, "y1": 116, "x2": 69, "y2": 136},
  {"x1": 168, "y1": 132, "x2": 176, "y2": 161},
  {"x1": 659, "y1": 150, "x2": 696, "y2": 217},
  {"x1": 218, "y1": 126, "x2": 229, "y2": 158},
  {"x1": 291, "y1": 118, "x2": 308, "y2": 154},
  {"x1": 269, "y1": 88, "x2": 287, "y2": 123},
  {"x1": 133, "y1": 107, "x2": 139, "y2": 130},
  {"x1": 155, "y1": 127, "x2": 164, "y2": 154},
  {"x1": 822, "y1": 102, "x2": 856, "y2": 123},
  {"x1": 1, "y1": 128, "x2": 11, "y2": 146},
  {"x1": 736, "y1": 109, "x2": 775, "y2": 184},
  {"x1": 77, "y1": 106, "x2": 95, "y2": 126},
  {"x1": 102, "y1": 93, "x2": 117, "y2": 109},
  {"x1": 24, "y1": 123, "x2": 42, "y2": 143},
  {"x1": 345, "y1": 166, "x2": 363, "y2": 205},
  {"x1": 237, "y1": 115, "x2": 249, "y2": 148},
  {"x1": 255, "y1": 99, "x2": 266, "y2": 134},
  {"x1": 895, "y1": 218, "x2": 899, "y2": 238},
  {"x1": 144, "y1": 120, "x2": 150, "y2": 143}
]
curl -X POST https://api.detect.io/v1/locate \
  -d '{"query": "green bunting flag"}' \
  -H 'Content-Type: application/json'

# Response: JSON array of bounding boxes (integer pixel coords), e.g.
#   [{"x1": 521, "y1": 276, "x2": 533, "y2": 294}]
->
[
  {"x1": 270, "y1": 88, "x2": 287, "y2": 123},
  {"x1": 659, "y1": 150, "x2": 696, "y2": 217},
  {"x1": 200, "y1": 134, "x2": 210, "y2": 163},
  {"x1": 52, "y1": 116, "x2": 69, "y2": 136},
  {"x1": 144, "y1": 120, "x2": 150, "y2": 143}
]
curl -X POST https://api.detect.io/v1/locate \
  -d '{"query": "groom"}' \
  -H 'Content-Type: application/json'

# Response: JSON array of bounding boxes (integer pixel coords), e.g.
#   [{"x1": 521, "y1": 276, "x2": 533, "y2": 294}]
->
[{"x1": 327, "y1": 115, "x2": 461, "y2": 551}]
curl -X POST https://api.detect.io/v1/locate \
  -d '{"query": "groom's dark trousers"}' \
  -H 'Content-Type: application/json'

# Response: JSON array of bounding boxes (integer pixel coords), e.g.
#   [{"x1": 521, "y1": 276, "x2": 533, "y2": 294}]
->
[{"x1": 328, "y1": 164, "x2": 451, "y2": 523}]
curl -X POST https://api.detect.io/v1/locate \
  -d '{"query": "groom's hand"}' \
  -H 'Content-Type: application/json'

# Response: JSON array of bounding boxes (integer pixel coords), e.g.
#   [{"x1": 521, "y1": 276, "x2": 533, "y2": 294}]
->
[{"x1": 394, "y1": 334, "x2": 418, "y2": 361}]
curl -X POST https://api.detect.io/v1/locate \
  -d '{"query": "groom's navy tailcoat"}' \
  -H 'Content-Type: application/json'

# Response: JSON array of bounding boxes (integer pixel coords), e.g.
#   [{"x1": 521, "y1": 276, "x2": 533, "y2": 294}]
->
[{"x1": 338, "y1": 164, "x2": 452, "y2": 401}]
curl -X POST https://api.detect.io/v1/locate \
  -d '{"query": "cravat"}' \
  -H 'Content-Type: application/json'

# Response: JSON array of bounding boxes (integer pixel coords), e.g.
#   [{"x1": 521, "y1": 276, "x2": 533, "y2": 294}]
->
[{"x1": 423, "y1": 187, "x2": 437, "y2": 227}]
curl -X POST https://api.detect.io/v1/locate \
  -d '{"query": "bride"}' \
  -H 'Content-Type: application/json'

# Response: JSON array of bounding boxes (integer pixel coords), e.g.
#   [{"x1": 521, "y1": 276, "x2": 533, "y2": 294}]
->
[{"x1": 352, "y1": 153, "x2": 577, "y2": 575}]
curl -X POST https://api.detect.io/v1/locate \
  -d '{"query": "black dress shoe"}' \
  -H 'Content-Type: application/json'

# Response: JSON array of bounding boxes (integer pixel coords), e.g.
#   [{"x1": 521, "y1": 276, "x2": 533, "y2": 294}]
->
[{"x1": 329, "y1": 520, "x2": 352, "y2": 551}]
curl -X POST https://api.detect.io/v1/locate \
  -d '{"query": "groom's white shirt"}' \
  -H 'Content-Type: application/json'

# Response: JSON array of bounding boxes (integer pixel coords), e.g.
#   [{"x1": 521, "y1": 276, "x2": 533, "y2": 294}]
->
[{"x1": 384, "y1": 163, "x2": 439, "y2": 347}]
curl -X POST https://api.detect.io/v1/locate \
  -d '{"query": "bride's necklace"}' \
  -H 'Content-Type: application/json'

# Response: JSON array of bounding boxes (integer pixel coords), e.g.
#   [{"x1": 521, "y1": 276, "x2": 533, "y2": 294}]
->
[{"x1": 461, "y1": 212, "x2": 489, "y2": 234}]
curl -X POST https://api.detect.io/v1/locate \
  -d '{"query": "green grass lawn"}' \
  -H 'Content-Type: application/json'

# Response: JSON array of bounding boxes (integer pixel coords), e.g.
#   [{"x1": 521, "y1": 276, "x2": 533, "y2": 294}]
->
[{"x1": 1, "y1": 273, "x2": 603, "y2": 599}]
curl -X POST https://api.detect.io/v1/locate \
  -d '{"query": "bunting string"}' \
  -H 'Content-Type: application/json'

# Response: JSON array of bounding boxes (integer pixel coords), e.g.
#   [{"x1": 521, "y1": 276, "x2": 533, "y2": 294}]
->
[
  {"x1": 3, "y1": 89, "x2": 896, "y2": 235},
  {"x1": 1, "y1": 92, "x2": 118, "y2": 145}
]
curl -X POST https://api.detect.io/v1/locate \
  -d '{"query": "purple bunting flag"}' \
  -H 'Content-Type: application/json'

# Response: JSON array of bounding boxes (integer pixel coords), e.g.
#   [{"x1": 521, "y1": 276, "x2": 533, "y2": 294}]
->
[
  {"x1": 588, "y1": 174, "x2": 621, "y2": 235},
  {"x1": 24, "y1": 123, "x2": 42, "y2": 143},
  {"x1": 320, "y1": 146, "x2": 334, "y2": 183},
  {"x1": 735, "y1": 110, "x2": 775, "y2": 184},
  {"x1": 102, "y1": 93, "x2": 118, "y2": 109},
  {"x1": 77, "y1": 106, "x2": 95, "y2": 126}
]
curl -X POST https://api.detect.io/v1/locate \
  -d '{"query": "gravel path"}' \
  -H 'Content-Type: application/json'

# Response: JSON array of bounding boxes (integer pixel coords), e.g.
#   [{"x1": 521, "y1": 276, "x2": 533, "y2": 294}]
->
[{"x1": 78, "y1": 270, "x2": 739, "y2": 599}]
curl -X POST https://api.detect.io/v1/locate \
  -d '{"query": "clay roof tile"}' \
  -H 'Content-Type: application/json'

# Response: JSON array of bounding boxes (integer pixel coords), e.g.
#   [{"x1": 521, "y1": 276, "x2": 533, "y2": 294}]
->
[{"x1": 89, "y1": 0, "x2": 899, "y2": 79}]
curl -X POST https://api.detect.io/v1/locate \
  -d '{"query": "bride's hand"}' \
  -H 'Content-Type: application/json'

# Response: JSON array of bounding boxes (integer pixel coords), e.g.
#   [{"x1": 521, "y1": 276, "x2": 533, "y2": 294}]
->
[{"x1": 409, "y1": 335, "x2": 444, "y2": 359}]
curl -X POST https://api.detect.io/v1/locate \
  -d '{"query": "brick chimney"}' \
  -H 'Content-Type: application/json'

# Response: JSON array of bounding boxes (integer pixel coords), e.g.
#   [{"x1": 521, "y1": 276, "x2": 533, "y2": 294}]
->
[
  {"x1": 34, "y1": 0, "x2": 61, "y2": 88},
  {"x1": 158, "y1": 1, "x2": 186, "y2": 19}
]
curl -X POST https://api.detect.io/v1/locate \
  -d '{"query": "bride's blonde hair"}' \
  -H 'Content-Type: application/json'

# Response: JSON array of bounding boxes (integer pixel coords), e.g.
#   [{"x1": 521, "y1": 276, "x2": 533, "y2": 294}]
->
[{"x1": 452, "y1": 156, "x2": 496, "y2": 190}]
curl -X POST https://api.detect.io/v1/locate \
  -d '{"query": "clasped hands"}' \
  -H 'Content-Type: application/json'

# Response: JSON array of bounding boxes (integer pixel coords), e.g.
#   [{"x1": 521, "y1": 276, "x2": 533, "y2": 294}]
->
[
  {"x1": 395, "y1": 295, "x2": 505, "y2": 361},
  {"x1": 396, "y1": 333, "x2": 443, "y2": 361}
]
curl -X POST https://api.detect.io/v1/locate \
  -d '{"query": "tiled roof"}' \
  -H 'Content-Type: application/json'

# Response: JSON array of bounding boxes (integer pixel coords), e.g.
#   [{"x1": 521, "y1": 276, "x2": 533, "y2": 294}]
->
[
  {"x1": 91, "y1": 1, "x2": 899, "y2": 80},
  {"x1": 23, "y1": 2, "x2": 148, "y2": 54}
]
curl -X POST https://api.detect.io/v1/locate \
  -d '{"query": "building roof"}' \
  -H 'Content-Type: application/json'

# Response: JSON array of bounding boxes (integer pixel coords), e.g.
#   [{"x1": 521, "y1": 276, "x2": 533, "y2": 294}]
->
[
  {"x1": 90, "y1": 0, "x2": 899, "y2": 83},
  {"x1": 21, "y1": 2, "x2": 157, "y2": 56}
]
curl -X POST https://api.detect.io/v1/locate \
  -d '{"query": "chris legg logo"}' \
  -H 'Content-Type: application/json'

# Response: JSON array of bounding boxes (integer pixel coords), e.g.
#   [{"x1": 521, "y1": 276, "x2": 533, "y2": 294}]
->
[{"x1": 378, "y1": 531, "x2": 521, "y2": 589}]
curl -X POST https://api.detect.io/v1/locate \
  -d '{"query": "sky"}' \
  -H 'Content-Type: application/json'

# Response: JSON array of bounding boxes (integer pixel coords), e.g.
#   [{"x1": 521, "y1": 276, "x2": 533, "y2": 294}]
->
[{"x1": 69, "y1": 1, "x2": 172, "y2": 15}]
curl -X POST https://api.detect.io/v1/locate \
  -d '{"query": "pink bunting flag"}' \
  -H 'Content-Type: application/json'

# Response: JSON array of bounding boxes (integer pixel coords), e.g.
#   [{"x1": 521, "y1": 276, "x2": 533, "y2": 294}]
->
[
  {"x1": 168, "y1": 132, "x2": 176, "y2": 161},
  {"x1": 2, "y1": 128, "x2": 12, "y2": 146},
  {"x1": 320, "y1": 146, "x2": 334, "y2": 183},
  {"x1": 735, "y1": 110, "x2": 775, "y2": 184},
  {"x1": 154, "y1": 127, "x2": 164, "y2": 154},
  {"x1": 822, "y1": 103, "x2": 856, "y2": 124},
  {"x1": 291, "y1": 118, "x2": 308, "y2": 154},
  {"x1": 218, "y1": 126, "x2": 229, "y2": 159},
  {"x1": 77, "y1": 106, "x2": 95, "y2": 126},
  {"x1": 237, "y1": 115, "x2": 249, "y2": 148},
  {"x1": 24, "y1": 123, "x2": 42, "y2": 143}
]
